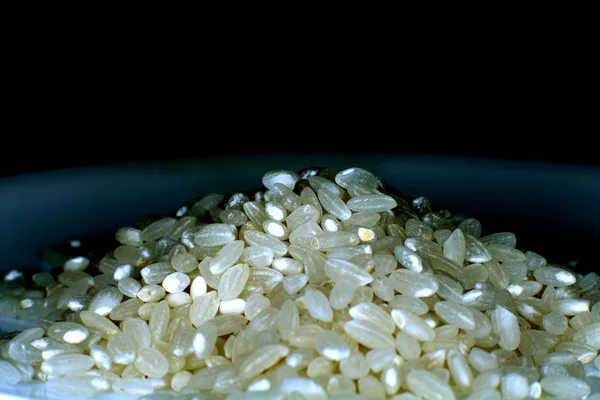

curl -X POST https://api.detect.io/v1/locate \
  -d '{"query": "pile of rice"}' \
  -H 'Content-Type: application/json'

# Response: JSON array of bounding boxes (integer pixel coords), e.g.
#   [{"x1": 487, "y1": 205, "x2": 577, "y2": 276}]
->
[{"x1": 1, "y1": 167, "x2": 599, "y2": 400}]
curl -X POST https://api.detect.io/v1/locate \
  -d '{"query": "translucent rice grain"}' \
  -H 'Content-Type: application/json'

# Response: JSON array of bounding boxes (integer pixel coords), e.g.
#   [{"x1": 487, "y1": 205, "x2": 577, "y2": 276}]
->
[
  {"x1": 304, "y1": 289, "x2": 333, "y2": 322},
  {"x1": 141, "y1": 217, "x2": 177, "y2": 241},
  {"x1": 41, "y1": 354, "x2": 95, "y2": 375},
  {"x1": 286, "y1": 204, "x2": 320, "y2": 232},
  {"x1": 239, "y1": 344, "x2": 290, "y2": 380},
  {"x1": 272, "y1": 257, "x2": 303, "y2": 275},
  {"x1": 140, "y1": 262, "x2": 175, "y2": 285},
  {"x1": 209, "y1": 240, "x2": 245, "y2": 275},
  {"x1": 192, "y1": 322, "x2": 217, "y2": 359},
  {"x1": 190, "y1": 276, "x2": 207, "y2": 298},
  {"x1": 265, "y1": 201, "x2": 287, "y2": 222},
  {"x1": 218, "y1": 263, "x2": 250, "y2": 301},
  {"x1": 220, "y1": 209, "x2": 248, "y2": 226},
  {"x1": 288, "y1": 222, "x2": 323, "y2": 249},
  {"x1": 113, "y1": 263, "x2": 133, "y2": 281},
  {"x1": 46, "y1": 377, "x2": 99, "y2": 397},
  {"x1": 88, "y1": 286, "x2": 123, "y2": 316},
  {"x1": 434, "y1": 301, "x2": 476, "y2": 331},
  {"x1": 380, "y1": 364, "x2": 401, "y2": 395},
  {"x1": 272, "y1": 183, "x2": 302, "y2": 211},
  {"x1": 406, "y1": 370, "x2": 456, "y2": 400},
  {"x1": 340, "y1": 351, "x2": 370, "y2": 379},
  {"x1": 467, "y1": 348, "x2": 499, "y2": 372},
  {"x1": 262, "y1": 169, "x2": 300, "y2": 191},
  {"x1": 242, "y1": 246, "x2": 275, "y2": 268},
  {"x1": 343, "y1": 320, "x2": 395, "y2": 349},
  {"x1": 189, "y1": 291, "x2": 219, "y2": 328},
  {"x1": 299, "y1": 185, "x2": 322, "y2": 213},
  {"x1": 242, "y1": 201, "x2": 269, "y2": 227},
  {"x1": 434, "y1": 229, "x2": 452, "y2": 246},
  {"x1": 116, "y1": 227, "x2": 143, "y2": 246},
  {"x1": 487, "y1": 244, "x2": 526, "y2": 262},
  {"x1": 506, "y1": 280, "x2": 542, "y2": 299},
  {"x1": 349, "y1": 303, "x2": 395, "y2": 334},
  {"x1": 275, "y1": 300, "x2": 300, "y2": 342},
  {"x1": 464, "y1": 309, "x2": 492, "y2": 339},
  {"x1": 405, "y1": 219, "x2": 435, "y2": 240},
  {"x1": 329, "y1": 280, "x2": 356, "y2": 309},
  {"x1": 540, "y1": 376, "x2": 591, "y2": 398},
  {"x1": 372, "y1": 276, "x2": 394, "y2": 302},
  {"x1": 533, "y1": 266, "x2": 576, "y2": 287},
  {"x1": 551, "y1": 298, "x2": 590, "y2": 316},
  {"x1": 344, "y1": 212, "x2": 380, "y2": 228},
  {"x1": 171, "y1": 370, "x2": 192, "y2": 392},
  {"x1": 170, "y1": 252, "x2": 198, "y2": 273},
  {"x1": 491, "y1": 305, "x2": 520, "y2": 351},
  {"x1": 391, "y1": 308, "x2": 435, "y2": 341},
  {"x1": 194, "y1": 223, "x2": 236, "y2": 247},
  {"x1": 320, "y1": 214, "x2": 342, "y2": 233},
  {"x1": 309, "y1": 174, "x2": 346, "y2": 196},
  {"x1": 90, "y1": 344, "x2": 111, "y2": 371},
  {"x1": 317, "y1": 188, "x2": 352, "y2": 221},
  {"x1": 444, "y1": 229, "x2": 466, "y2": 266},
  {"x1": 262, "y1": 220, "x2": 289, "y2": 241},
  {"x1": 146, "y1": 300, "x2": 169, "y2": 345},
  {"x1": 389, "y1": 295, "x2": 428, "y2": 315},
  {"x1": 500, "y1": 373, "x2": 528, "y2": 399},
  {"x1": 244, "y1": 230, "x2": 288, "y2": 257},
  {"x1": 326, "y1": 375, "x2": 355, "y2": 397},
  {"x1": 525, "y1": 251, "x2": 547, "y2": 271},
  {"x1": 325, "y1": 258, "x2": 373, "y2": 286},
  {"x1": 162, "y1": 272, "x2": 191, "y2": 293},
  {"x1": 107, "y1": 332, "x2": 136, "y2": 365},
  {"x1": 283, "y1": 273, "x2": 308, "y2": 296},
  {"x1": 335, "y1": 167, "x2": 379, "y2": 190},
  {"x1": 480, "y1": 232, "x2": 517, "y2": 248},
  {"x1": 123, "y1": 318, "x2": 151, "y2": 351},
  {"x1": 244, "y1": 293, "x2": 271, "y2": 320},
  {"x1": 312, "y1": 232, "x2": 359, "y2": 250},
  {"x1": 351, "y1": 286, "x2": 374, "y2": 307},
  {"x1": 47, "y1": 322, "x2": 89, "y2": 344},
  {"x1": 347, "y1": 253, "x2": 374, "y2": 275},
  {"x1": 219, "y1": 298, "x2": 246, "y2": 314},
  {"x1": 393, "y1": 245, "x2": 423, "y2": 272},
  {"x1": 573, "y1": 322, "x2": 600, "y2": 349},
  {"x1": 0, "y1": 360, "x2": 22, "y2": 384},
  {"x1": 389, "y1": 269, "x2": 438, "y2": 297},
  {"x1": 112, "y1": 378, "x2": 154, "y2": 396},
  {"x1": 471, "y1": 370, "x2": 502, "y2": 392},
  {"x1": 347, "y1": 195, "x2": 397, "y2": 213},
  {"x1": 315, "y1": 331, "x2": 350, "y2": 361},
  {"x1": 64, "y1": 256, "x2": 90, "y2": 271},
  {"x1": 435, "y1": 275, "x2": 464, "y2": 303},
  {"x1": 447, "y1": 348, "x2": 473, "y2": 390},
  {"x1": 275, "y1": 377, "x2": 327, "y2": 400},
  {"x1": 464, "y1": 235, "x2": 492, "y2": 263},
  {"x1": 358, "y1": 375, "x2": 386, "y2": 399},
  {"x1": 80, "y1": 311, "x2": 120, "y2": 340},
  {"x1": 395, "y1": 331, "x2": 421, "y2": 360},
  {"x1": 425, "y1": 252, "x2": 466, "y2": 283},
  {"x1": 138, "y1": 284, "x2": 166, "y2": 303},
  {"x1": 134, "y1": 348, "x2": 168, "y2": 378},
  {"x1": 249, "y1": 266, "x2": 284, "y2": 293},
  {"x1": 307, "y1": 356, "x2": 333, "y2": 378},
  {"x1": 458, "y1": 218, "x2": 482, "y2": 238}
]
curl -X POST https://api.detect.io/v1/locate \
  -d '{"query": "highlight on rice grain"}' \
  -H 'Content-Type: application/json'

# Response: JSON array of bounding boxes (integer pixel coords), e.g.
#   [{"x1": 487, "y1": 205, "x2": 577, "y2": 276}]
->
[{"x1": 1, "y1": 166, "x2": 599, "y2": 399}]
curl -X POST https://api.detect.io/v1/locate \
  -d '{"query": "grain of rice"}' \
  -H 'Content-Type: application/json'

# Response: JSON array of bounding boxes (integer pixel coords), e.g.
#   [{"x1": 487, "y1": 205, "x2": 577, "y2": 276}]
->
[
  {"x1": 389, "y1": 269, "x2": 438, "y2": 297},
  {"x1": 7, "y1": 165, "x2": 600, "y2": 399}
]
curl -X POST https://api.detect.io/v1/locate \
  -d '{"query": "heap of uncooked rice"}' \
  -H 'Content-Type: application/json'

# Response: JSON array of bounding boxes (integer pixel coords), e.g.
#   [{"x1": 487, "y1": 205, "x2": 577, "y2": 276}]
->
[{"x1": 1, "y1": 167, "x2": 600, "y2": 400}]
